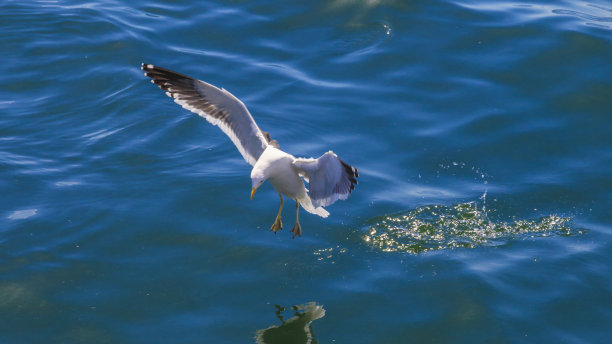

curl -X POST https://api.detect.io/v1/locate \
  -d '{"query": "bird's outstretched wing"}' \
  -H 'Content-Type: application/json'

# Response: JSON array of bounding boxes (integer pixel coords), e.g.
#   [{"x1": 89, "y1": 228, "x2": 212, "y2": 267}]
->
[
  {"x1": 142, "y1": 63, "x2": 270, "y2": 166},
  {"x1": 292, "y1": 151, "x2": 358, "y2": 208}
]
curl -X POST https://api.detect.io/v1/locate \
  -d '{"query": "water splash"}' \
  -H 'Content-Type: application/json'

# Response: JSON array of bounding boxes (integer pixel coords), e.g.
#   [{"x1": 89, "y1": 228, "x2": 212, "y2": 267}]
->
[
  {"x1": 313, "y1": 246, "x2": 347, "y2": 263},
  {"x1": 363, "y1": 201, "x2": 579, "y2": 254}
]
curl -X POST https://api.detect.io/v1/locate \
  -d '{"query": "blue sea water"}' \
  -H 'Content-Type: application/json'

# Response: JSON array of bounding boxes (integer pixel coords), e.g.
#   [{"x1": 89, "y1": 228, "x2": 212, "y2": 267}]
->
[{"x1": 1, "y1": 0, "x2": 611, "y2": 342}]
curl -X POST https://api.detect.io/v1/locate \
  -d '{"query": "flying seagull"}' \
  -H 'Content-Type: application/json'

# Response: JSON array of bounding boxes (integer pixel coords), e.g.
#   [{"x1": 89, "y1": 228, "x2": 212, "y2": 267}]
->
[{"x1": 141, "y1": 63, "x2": 358, "y2": 238}]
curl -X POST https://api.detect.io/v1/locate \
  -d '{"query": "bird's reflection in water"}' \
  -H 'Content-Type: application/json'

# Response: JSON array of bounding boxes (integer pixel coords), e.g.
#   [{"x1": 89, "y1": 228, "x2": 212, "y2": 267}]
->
[{"x1": 255, "y1": 302, "x2": 325, "y2": 344}]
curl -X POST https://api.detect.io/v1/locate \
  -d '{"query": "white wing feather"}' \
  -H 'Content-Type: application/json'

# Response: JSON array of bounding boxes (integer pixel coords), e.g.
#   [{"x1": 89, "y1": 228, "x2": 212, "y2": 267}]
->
[{"x1": 292, "y1": 151, "x2": 358, "y2": 208}]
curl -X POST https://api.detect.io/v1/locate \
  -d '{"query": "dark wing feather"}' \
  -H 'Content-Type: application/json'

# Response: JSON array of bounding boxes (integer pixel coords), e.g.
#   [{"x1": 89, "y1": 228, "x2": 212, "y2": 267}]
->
[{"x1": 142, "y1": 63, "x2": 270, "y2": 166}]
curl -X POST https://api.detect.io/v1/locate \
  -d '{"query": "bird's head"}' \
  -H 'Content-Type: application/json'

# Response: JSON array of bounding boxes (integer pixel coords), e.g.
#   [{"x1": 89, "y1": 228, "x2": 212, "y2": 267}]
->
[
  {"x1": 250, "y1": 171, "x2": 267, "y2": 200},
  {"x1": 250, "y1": 148, "x2": 277, "y2": 200}
]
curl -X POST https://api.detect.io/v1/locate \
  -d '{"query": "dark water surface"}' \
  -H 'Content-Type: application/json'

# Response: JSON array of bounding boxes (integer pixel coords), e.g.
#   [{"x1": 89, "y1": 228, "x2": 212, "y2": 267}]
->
[{"x1": 2, "y1": 0, "x2": 611, "y2": 342}]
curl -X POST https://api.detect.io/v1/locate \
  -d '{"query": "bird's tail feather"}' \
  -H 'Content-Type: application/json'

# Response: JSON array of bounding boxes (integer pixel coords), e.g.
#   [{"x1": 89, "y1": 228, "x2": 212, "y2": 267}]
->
[{"x1": 299, "y1": 196, "x2": 329, "y2": 218}]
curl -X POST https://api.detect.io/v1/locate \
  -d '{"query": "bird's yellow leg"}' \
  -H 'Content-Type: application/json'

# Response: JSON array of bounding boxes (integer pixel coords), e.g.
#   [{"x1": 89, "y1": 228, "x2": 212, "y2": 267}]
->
[
  {"x1": 270, "y1": 193, "x2": 283, "y2": 233},
  {"x1": 291, "y1": 202, "x2": 302, "y2": 238}
]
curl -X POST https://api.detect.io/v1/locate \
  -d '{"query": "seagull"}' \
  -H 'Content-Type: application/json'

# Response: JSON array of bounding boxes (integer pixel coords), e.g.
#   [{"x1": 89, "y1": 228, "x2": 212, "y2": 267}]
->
[{"x1": 141, "y1": 63, "x2": 358, "y2": 238}]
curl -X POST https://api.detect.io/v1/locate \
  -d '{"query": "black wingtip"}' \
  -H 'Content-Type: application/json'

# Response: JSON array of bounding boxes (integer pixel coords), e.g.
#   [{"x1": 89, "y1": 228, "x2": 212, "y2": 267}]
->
[
  {"x1": 141, "y1": 63, "x2": 154, "y2": 79},
  {"x1": 339, "y1": 159, "x2": 359, "y2": 194}
]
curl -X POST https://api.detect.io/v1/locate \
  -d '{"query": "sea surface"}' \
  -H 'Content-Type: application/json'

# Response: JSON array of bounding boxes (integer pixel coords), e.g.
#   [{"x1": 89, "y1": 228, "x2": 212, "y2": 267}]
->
[{"x1": 1, "y1": 0, "x2": 611, "y2": 343}]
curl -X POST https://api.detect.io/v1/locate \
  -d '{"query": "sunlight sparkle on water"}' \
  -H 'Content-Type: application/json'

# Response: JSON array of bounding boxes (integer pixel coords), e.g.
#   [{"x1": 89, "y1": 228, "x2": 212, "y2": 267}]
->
[{"x1": 363, "y1": 202, "x2": 578, "y2": 254}]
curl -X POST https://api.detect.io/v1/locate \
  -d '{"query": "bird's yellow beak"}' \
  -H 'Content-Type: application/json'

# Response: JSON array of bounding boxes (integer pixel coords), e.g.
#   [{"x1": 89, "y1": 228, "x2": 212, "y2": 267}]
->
[{"x1": 250, "y1": 187, "x2": 258, "y2": 200}]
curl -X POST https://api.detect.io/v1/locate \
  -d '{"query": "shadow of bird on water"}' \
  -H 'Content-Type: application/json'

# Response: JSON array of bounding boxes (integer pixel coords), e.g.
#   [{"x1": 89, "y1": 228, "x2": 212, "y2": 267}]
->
[{"x1": 254, "y1": 302, "x2": 325, "y2": 344}]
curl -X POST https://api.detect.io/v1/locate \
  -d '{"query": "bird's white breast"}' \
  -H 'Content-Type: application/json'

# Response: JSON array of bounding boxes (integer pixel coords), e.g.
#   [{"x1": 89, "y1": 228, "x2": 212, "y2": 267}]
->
[{"x1": 255, "y1": 146, "x2": 306, "y2": 200}]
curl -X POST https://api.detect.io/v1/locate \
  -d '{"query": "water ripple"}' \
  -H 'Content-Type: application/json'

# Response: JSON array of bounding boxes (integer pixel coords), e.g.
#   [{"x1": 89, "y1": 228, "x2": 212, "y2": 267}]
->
[
  {"x1": 454, "y1": 1, "x2": 612, "y2": 30},
  {"x1": 553, "y1": 8, "x2": 612, "y2": 28},
  {"x1": 7, "y1": 209, "x2": 38, "y2": 220}
]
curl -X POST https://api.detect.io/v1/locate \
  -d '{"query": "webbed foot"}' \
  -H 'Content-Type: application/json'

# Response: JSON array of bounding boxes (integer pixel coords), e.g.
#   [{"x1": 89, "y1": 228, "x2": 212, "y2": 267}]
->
[
  {"x1": 270, "y1": 215, "x2": 283, "y2": 234},
  {"x1": 291, "y1": 222, "x2": 302, "y2": 238}
]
